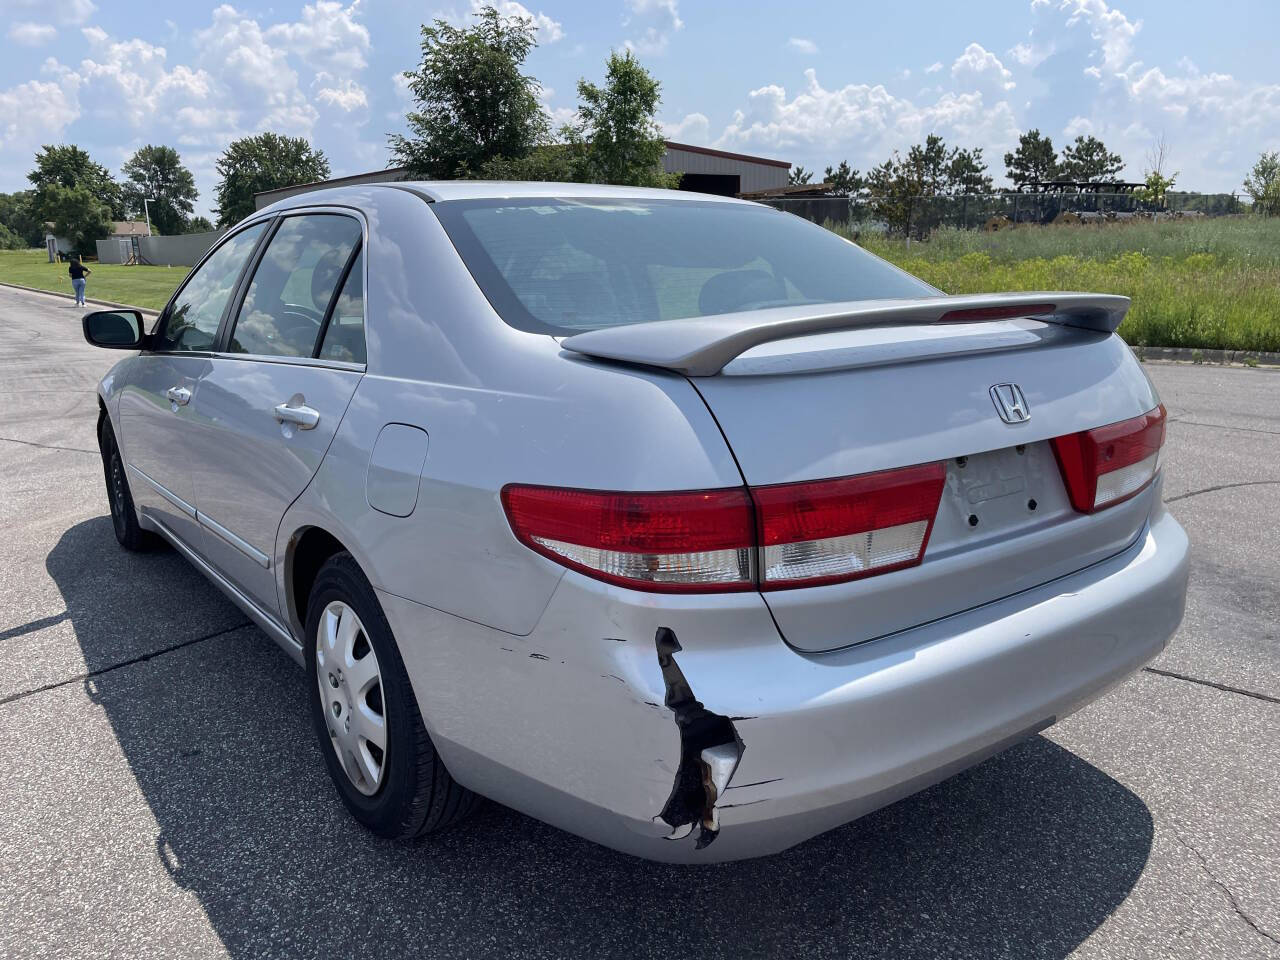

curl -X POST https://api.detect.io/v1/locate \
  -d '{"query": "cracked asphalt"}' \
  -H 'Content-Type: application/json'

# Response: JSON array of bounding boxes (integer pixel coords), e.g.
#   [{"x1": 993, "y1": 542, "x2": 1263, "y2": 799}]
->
[{"x1": 1, "y1": 283, "x2": 1277, "y2": 959}]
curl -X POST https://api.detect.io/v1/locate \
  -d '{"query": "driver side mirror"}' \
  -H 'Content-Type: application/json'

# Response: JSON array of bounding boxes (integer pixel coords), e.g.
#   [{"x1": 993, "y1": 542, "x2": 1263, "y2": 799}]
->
[{"x1": 82, "y1": 310, "x2": 147, "y2": 350}]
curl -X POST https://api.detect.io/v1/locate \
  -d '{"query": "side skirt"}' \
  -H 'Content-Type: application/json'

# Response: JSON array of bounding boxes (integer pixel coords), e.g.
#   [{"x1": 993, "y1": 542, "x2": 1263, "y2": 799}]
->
[{"x1": 141, "y1": 511, "x2": 305, "y2": 666}]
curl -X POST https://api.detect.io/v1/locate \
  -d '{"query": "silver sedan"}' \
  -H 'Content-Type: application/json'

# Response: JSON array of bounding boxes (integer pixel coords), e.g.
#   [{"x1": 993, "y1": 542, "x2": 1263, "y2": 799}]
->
[{"x1": 82, "y1": 182, "x2": 1189, "y2": 862}]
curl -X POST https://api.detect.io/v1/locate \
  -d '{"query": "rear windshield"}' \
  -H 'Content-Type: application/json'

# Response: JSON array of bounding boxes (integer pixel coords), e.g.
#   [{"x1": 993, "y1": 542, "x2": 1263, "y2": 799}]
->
[{"x1": 431, "y1": 198, "x2": 936, "y2": 335}]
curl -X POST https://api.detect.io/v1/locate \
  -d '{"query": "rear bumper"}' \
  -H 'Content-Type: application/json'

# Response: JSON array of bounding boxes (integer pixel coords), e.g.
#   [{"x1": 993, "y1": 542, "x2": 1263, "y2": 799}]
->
[{"x1": 380, "y1": 507, "x2": 1188, "y2": 864}]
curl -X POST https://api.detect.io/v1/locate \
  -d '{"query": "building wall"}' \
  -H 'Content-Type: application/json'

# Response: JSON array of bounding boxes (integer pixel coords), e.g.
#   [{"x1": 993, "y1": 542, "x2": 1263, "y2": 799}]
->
[
  {"x1": 137, "y1": 229, "x2": 228, "y2": 267},
  {"x1": 662, "y1": 146, "x2": 790, "y2": 194}
]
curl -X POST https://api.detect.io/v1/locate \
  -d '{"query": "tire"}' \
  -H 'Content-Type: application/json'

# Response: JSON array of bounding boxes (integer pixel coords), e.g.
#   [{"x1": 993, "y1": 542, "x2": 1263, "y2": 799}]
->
[
  {"x1": 98, "y1": 418, "x2": 157, "y2": 552},
  {"x1": 305, "y1": 552, "x2": 476, "y2": 839}
]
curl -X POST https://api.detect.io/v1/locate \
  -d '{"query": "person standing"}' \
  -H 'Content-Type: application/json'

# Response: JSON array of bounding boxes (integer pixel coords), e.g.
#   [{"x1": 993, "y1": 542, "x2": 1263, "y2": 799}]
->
[{"x1": 68, "y1": 256, "x2": 91, "y2": 306}]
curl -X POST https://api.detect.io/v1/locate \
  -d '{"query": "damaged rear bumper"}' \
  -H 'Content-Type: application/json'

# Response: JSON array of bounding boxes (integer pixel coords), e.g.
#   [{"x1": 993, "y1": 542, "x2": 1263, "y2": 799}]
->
[{"x1": 379, "y1": 508, "x2": 1188, "y2": 864}]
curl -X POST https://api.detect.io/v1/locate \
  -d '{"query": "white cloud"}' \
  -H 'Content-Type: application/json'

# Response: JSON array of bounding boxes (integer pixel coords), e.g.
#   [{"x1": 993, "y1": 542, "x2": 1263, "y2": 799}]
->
[
  {"x1": 1063, "y1": 115, "x2": 1093, "y2": 136},
  {"x1": 0, "y1": 78, "x2": 79, "y2": 151},
  {"x1": 661, "y1": 112, "x2": 710, "y2": 143},
  {"x1": 266, "y1": 1, "x2": 370, "y2": 75},
  {"x1": 787, "y1": 37, "x2": 818, "y2": 55},
  {"x1": 482, "y1": 0, "x2": 564, "y2": 43},
  {"x1": 925, "y1": 61, "x2": 943, "y2": 74},
  {"x1": 623, "y1": 0, "x2": 683, "y2": 55},
  {"x1": 7, "y1": 22, "x2": 56, "y2": 46},
  {"x1": 315, "y1": 77, "x2": 368, "y2": 112},
  {"x1": 1, "y1": 0, "x2": 96, "y2": 24},
  {"x1": 952, "y1": 42, "x2": 1015, "y2": 92}
]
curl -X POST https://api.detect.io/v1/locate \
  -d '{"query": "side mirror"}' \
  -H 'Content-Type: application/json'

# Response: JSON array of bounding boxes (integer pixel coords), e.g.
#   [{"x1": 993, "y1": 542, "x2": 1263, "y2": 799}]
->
[{"x1": 83, "y1": 310, "x2": 146, "y2": 349}]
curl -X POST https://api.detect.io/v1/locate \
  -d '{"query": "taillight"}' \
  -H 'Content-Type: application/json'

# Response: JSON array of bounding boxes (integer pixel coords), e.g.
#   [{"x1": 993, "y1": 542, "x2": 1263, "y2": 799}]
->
[
  {"x1": 1051, "y1": 404, "x2": 1166, "y2": 513},
  {"x1": 502, "y1": 462, "x2": 946, "y2": 593},
  {"x1": 751, "y1": 463, "x2": 946, "y2": 589},
  {"x1": 500, "y1": 485, "x2": 755, "y2": 593}
]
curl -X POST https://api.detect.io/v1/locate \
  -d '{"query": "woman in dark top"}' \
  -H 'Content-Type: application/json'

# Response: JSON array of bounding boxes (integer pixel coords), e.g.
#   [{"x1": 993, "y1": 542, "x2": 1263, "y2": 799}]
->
[{"x1": 68, "y1": 257, "x2": 91, "y2": 306}]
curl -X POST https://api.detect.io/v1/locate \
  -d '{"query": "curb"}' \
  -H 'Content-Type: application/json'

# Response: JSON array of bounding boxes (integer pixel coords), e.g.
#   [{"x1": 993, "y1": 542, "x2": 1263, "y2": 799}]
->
[
  {"x1": 0, "y1": 280, "x2": 160, "y2": 317},
  {"x1": 1133, "y1": 345, "x2": 1280, "y2": 368}
]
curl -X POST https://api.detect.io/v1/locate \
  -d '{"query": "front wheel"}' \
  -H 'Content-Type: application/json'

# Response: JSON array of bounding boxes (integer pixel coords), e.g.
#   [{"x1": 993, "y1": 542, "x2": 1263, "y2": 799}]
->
[{"x1": 305, "y1": 552, "x2": 476, "y2": 839}]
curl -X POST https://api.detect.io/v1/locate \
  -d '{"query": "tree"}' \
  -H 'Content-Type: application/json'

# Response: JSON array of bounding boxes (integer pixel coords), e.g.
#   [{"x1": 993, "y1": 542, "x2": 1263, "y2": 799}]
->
[
  {"x1": 823, "y1": 161, "x2": 863, "y2": 197},
  {"x1": 214, "y1": 133, "x2": 330, "y2": 226},
  {"x1": 41, "y1": 182, "x2": 113, "y2": 253},
  {"x1": 390, "y1": 6, "x2": 548, "y2": 179},
  {"x1": 0, "y1": 222, "x2": 25, "y2": 250},
  {"x1": 0, "y1": 190, "x2": 44, "y2": 246},
  {"x1": 1243, "y1": 151, "x2": 1280, "y2": 216},
  {"x1": 28, "y1": 144, "x2": 124, "y2": 224},
  {"x1": 1004, "y1": 129, "x2": 1057, "y2": 186},
  {"x1": 944, "y1": 146, "x2": 993, "y2": 195},
  {"x1": 121, "y1": 145, "x2": 198, "y2": 236},
  {"x1": 789, "y1": 165, "x2": 813, "y2": 185},
  {"x1": 1137, "y1": 134, "x2": 1177, "y2": 209},
  {"x1": 1057, "y1": 135, "x2": 1124, "y2": 182},
  {"x1": 567, "y1": 50, "x2": 678, "y2": 188},
  {"x1": 185, "y1": 215, "x2": 215, "y2": 233}
]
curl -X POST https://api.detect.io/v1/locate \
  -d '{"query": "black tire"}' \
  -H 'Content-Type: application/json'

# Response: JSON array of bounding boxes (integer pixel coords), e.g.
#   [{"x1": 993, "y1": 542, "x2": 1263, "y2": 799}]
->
[
  {"x1": 305, "y1": 552, "x2": 476, "y2": 839},
  {"x1": 98, "y1": 418, "x2": 157, "y2": 552}
]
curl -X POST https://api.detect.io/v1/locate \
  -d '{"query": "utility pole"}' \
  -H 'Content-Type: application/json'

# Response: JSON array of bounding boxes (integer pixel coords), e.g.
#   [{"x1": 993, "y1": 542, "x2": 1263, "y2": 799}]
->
[{"x1": 143, "y1": 198, "x2": 156, "y2": 236}]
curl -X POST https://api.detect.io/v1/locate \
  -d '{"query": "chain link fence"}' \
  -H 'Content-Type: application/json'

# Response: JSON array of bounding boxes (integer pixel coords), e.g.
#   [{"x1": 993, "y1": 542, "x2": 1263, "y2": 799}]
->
[{"x1": 761, "y1": 191, "x2": 1245, "y2": 236}]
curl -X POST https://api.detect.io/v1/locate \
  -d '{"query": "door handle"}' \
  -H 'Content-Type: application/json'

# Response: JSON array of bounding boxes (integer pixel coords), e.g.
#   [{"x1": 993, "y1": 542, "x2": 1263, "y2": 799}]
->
[
  {"x1": 165, "y1": 386, "x2": 192, "y2": 406},
  {"x1": 273, "y1": 400, "x2": 320, "y2": 430}
]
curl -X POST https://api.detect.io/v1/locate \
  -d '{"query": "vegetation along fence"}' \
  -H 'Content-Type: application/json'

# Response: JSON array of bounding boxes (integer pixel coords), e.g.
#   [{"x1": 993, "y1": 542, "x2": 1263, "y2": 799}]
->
[{"x1": 763, "y1": 191, "x2": 1245, "y2": 237}]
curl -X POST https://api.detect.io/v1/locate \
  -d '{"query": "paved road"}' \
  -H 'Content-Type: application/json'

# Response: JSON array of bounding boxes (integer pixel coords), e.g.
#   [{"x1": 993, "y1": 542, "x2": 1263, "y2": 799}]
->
[{"x1": 1, "y1": 284, "x2": 1277, "y2": 960}]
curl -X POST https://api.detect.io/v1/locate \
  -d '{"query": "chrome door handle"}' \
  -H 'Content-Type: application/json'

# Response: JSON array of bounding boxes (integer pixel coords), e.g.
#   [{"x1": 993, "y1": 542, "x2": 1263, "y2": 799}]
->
[
  {"x1": 273, "y1": 401, "x2": 320, "y2": 430},
  {"x1": 165, "y1": 386, "x2": 192, "y2": 406}
]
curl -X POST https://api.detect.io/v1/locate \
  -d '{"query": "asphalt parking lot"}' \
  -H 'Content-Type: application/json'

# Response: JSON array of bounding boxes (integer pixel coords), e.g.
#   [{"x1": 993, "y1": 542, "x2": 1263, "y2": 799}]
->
[{"x1": 1, "y1": 283, "x2": 1277, "y2": 960}]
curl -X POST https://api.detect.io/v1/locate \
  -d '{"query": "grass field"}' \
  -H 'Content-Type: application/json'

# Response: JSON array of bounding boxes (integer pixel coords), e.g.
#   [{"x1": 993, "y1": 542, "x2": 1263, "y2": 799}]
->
[
  {"x1": 0, "y1": 249, "x2": 188, "y2": 312},
  {"x1": 850, "y1": 217, "x2": 1280, "y2": 353}
]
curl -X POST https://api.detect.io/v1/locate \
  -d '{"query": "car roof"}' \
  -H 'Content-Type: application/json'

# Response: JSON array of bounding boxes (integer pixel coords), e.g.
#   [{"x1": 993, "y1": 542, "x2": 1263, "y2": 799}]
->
[{"x1": 391, "y1": 180, "x2": 752, "y2": 204}]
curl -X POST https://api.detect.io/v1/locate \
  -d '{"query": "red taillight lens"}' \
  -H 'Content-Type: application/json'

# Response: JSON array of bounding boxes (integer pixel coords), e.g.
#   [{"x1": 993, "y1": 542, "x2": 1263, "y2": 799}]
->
[
  {"x1": 500, "y1": 485, "x2": 755, "y2": 592},
  {"x1": 1051, "y1": 404, "x2": 1166, "y2": 513},
  {"x1": 751, "y1": 462, "x2": 946, "y2": 589}
]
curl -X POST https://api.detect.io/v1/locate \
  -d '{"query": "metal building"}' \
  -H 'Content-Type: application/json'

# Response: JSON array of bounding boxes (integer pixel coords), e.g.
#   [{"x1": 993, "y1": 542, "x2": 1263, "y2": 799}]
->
[{"x1": 253, "y1": 141, "x2": 792, "y2": 209}]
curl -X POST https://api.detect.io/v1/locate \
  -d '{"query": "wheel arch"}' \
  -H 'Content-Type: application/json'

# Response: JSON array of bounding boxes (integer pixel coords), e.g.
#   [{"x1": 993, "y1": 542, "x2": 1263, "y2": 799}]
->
[{"x1": 286, "y1": 525, "x2": 357, "y2": 642}]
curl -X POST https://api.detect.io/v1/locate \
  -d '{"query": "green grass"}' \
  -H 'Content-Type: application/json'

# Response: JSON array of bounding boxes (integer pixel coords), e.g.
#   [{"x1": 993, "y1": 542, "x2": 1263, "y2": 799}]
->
[
  {"x1": 0, "y1": 248, "x2": 189, "y2": 312},
  {"x1": 842, "y1": 217, "x2": 1280, "y2": 353}
]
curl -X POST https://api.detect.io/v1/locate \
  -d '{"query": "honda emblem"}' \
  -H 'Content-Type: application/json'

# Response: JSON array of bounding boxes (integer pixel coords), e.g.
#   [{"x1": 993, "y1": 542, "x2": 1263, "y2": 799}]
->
[{"x1": 990, "y1": 383, "x2": 1031, "y2": 424}]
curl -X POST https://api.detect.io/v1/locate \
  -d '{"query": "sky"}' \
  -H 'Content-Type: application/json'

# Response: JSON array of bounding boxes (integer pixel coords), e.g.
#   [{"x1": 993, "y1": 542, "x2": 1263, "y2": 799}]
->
[{"x1": 1, "y1": 0, "x2": 1276, "y2": 219}]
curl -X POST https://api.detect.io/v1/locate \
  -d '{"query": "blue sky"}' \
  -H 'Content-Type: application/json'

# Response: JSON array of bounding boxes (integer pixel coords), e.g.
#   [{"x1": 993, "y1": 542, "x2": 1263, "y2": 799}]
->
[{"x1": 2, "y1": 0, "x2": 1276, "y2": 218}]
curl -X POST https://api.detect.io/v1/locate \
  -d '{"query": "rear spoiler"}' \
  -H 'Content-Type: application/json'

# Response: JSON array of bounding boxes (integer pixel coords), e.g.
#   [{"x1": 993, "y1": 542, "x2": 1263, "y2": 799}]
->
[{"x1": 560, "y1": 292, "x2": 1130, "y2": 377}]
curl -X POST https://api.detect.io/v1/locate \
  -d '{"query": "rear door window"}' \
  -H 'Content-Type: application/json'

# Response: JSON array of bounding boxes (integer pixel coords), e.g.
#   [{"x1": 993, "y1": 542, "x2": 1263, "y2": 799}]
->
[
  {"x1": 157, "y1": 222, "x2": 268, "y2": 352},
  {"x1": 317, "y1": 251, "x2": 365, "y2": 364},
  {"x1": 227, "y1": 214, "x2": 362, "y2": 359}
]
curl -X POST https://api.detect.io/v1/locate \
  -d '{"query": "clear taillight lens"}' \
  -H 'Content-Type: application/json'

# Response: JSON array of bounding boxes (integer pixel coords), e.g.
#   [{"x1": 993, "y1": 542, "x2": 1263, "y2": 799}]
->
[
  {"x1": 751, "y1": 463, "x2": 946, "y2": 589},
  {"x1": 1051, "y1": 404, "x2": 1167, "y2": 513},
  {"x1": 500, "y1": 485, "x2": 755, "y2": 593}
]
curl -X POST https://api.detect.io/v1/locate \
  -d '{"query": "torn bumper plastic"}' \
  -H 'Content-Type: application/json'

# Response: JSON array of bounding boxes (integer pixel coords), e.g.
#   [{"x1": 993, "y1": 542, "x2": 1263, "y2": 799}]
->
[{"x1": 379, "y1": 508, "x2": 1188, "y2": 864}]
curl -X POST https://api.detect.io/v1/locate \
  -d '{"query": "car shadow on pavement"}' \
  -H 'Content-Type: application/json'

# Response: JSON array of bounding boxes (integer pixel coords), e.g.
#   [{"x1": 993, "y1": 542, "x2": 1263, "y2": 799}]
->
[{"x1": 51, "y1": 517, "x2": 1154, "y2": 960}]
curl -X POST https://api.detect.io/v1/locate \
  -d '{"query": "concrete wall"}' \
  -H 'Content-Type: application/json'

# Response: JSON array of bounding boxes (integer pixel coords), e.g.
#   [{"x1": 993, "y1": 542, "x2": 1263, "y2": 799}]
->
[{"x1": 137, "y1": 229, "x2": 227, "y2": 267}]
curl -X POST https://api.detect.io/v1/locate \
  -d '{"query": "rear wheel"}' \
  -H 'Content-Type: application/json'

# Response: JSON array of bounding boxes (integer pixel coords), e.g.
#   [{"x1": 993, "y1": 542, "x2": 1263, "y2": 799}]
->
[
  {"x1": 98, "y1": 418, "x2": 156, "y2": 551},
  {"x1": 305, "y1": 552, "x2": 476, "y2": 838}
]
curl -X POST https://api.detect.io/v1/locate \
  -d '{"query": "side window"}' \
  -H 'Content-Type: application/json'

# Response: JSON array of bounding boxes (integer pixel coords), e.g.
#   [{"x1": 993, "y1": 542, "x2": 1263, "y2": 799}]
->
[
  {"x1": 158, "y1": 222, "x2": 268, "y2": 352},
  {"x1": 227, "y1": 215, "x2": 362, "y2": 359},
  {"x1": 317, "y1": 251, "x2": 365, "y2": 364}
]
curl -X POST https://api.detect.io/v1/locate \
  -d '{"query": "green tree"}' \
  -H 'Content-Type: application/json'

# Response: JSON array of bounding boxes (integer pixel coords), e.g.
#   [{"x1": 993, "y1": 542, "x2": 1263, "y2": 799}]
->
[
  {"x1": 185, "y1": 215, "x2": 215, "y2": 233},
  {"x1": 823, "y1": 160, "x2": 863, "y2": 196},
  {"x1": 789, "y1": 165, "x2": 813, "y2": 185},
  {"x1": 567, "y1": 50, "x2": 677, "y2": 188},
  {"x1": 214, "y1": 133, "x2": 330, "y2": 226},
  {"x1": 1243, "y1": 151, "x2": 1280, "y2": 216},
  {"x1": 1057, "y1": 135, "x2": 1124, "y2": 182},
  {"x1": 390, "y1": 5, "x2": 548, "y2": 178},
  {"x1": 944, "y1": 146, "x2": 993, "y2": 195},
  {"x1": 121, "y1": 145, "x2": 198, "y2": 236},
  {"x1": 1003, "y1": 129, "x2": 1058, "y2": 186},
  {"x1": 0, "y1": 222, "x2": 25, "y2": 250},
  {"x1": 42, "y1": 182, "x2": 113, "y2": 253},
  {"x1": 865, "y1": 152, "x2": 924, "y2": 236},
  {"x1": 0, "y1": 190, "x2": 44, "y2": 246},
  {"x1": 28, "y1": 144, "x2": 125, "y2": 224}
]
